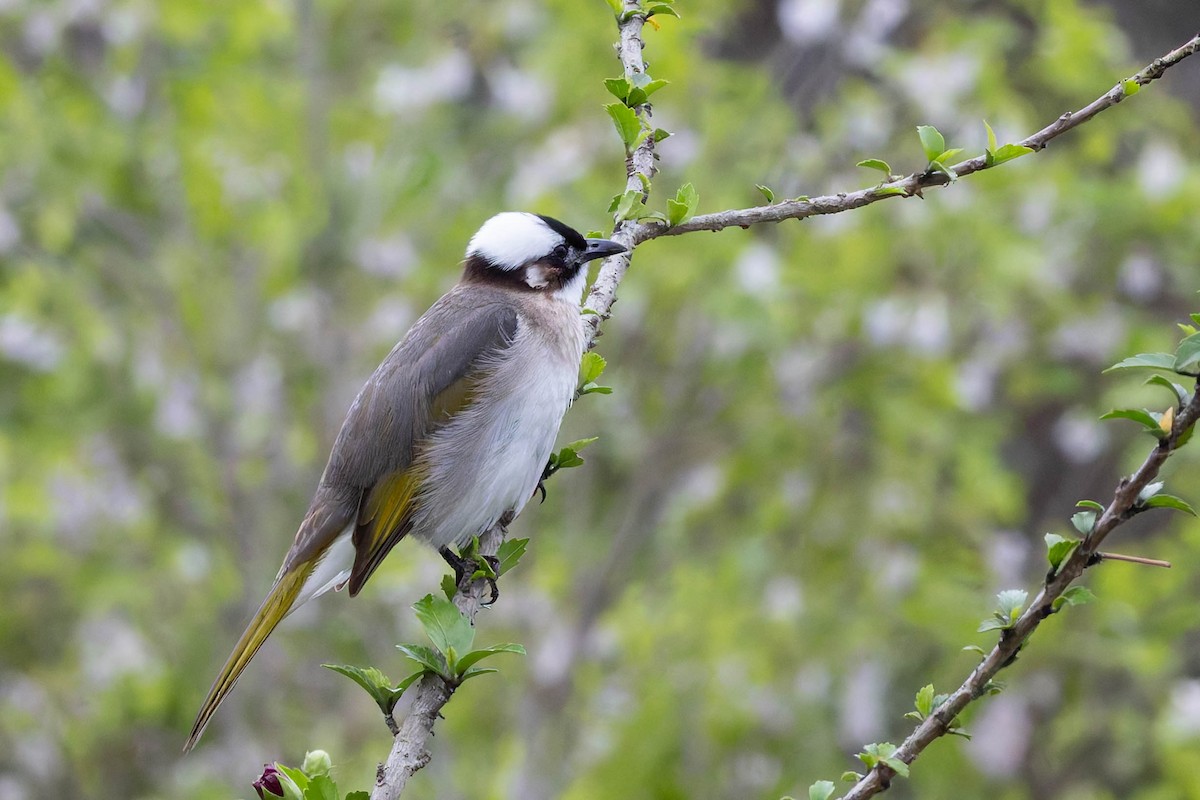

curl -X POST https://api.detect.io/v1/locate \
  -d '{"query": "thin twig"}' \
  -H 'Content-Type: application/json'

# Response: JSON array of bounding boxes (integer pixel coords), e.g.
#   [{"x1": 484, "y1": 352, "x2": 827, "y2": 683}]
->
[
  {"x1": 629, "y1": 32, "x2": 1200, "y2": 243},
  {"x1": 839, "y1": 386, "x2": 1200, "y2": 800},
  {"x1": 1095, "y1": 551, "x2": 1172, "y2": 569}
]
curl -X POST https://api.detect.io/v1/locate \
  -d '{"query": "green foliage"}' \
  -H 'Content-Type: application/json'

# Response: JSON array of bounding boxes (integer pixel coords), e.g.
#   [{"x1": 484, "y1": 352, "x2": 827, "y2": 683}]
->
[
  {"x1": 397, "y1": 595, "x2": 525, "y2": 684},
  {"x1": 321, "y1": 664, "x2": 413, "y2": 718},
  {"x1": 982, "y1": 120, "x2": 1035, "y2": 166},
  {"x1": 856, "y1": 742, "x2": 909, "y2": 777},
  {"x1": 257, "y1": 753, "x2": 364, "y2": 800},
  {"x1": 1045, "y1": 533, "x2": 1078, "y2": 571},
  {"x1": 808, "y1": 780, "x2": 835, "y2": 800},
  {"x1": 667, "y1": 182, "x2": 699, "y2": 226},
  {"x1": 978, "y1": 589, "x2": 1027, "y2": 632},
  {"x1": 856, "y1": 158, "x2": 893, "y2": 175},
  {"x1": 578, "y1": 351, "x2": 613, "y2": 395}
]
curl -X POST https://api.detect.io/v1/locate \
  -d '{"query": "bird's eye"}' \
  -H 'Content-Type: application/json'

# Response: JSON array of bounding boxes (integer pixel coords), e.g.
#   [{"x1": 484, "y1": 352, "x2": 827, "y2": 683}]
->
[{"x1": 552, "y1": 244, "x2": 568, "y2": 260}]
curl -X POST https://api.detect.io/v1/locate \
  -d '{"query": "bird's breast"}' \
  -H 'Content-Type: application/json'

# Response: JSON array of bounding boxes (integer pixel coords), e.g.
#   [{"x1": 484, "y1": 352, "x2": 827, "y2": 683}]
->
[{"x1": 409, "y1": 301, "x2": 585, "y2": 549}]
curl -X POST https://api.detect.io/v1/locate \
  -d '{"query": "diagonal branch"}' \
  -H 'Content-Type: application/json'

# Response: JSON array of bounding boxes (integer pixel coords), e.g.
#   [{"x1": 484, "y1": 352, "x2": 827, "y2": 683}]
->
[
  {"x1": 625, "y1": 31, "x2": 1200, "y2": 243},
  {"x1": 840, "y1": 384, "x2": 1200, "y2": 800}
]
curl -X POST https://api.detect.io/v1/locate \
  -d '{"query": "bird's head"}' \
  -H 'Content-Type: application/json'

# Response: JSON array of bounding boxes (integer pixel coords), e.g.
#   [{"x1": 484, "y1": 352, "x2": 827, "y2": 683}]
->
[{"x1": 462, "y1": 212, "x2": 625, "y2": 302}]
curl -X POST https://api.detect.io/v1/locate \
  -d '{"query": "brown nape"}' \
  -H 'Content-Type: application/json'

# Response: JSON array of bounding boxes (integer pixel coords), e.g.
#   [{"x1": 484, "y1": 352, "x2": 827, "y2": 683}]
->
[{"x1": 459, "y1": 254, "x2": 579, "y2": 293}]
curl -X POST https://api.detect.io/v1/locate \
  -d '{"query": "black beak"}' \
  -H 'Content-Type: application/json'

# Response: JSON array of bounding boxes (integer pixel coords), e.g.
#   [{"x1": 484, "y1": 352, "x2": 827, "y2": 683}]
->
[{"x1": 580, "y1": 237, "x2": 626, "y2": 263}]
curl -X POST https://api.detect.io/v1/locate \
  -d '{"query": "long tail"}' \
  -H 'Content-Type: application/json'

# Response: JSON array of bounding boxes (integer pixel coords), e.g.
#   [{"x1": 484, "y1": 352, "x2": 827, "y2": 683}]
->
[{"x1": 183, "y1": 563, "x2": 313, "y2": 751}]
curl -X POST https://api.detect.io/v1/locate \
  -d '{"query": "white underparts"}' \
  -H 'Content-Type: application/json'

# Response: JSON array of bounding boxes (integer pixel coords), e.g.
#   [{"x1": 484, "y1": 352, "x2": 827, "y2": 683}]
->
[{"x1": 292, "y1": 526, "x2": 355, "y2": 611}]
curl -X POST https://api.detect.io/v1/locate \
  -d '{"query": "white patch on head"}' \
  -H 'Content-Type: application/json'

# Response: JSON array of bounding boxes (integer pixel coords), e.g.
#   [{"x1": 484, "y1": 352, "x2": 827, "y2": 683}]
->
[
  {"x1": 524, "y1": 263, "x2": 552, "y2": 289},
  {"x1": 467, "y1": 212, "x2": 563, "y2": 271}
]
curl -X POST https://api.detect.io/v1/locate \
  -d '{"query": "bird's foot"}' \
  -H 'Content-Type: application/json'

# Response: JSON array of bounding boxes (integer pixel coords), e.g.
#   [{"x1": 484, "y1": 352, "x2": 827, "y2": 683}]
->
[{"x1": 439, "y1": 546, "x2": 501, "y2": 606}]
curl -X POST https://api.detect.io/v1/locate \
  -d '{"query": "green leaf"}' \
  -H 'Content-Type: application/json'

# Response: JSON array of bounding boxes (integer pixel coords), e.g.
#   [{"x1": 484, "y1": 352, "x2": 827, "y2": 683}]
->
[
  {"x1": 496, "y1": 537, "x2": 529, "y2": 576},
  {"x1": 1099, "y1": 408, "x2": 1168, "y2": 438},
  {"x1": 856, "y1": 158, "x2": 892, "y2": 174},
  {"x1": 1145, "y1": 494, "x2": 1198, "y2": 515},
  {"x1": 580, "y1": 352, "x2": 607, "y2": 385},
  {"x1": 396, "y1": 643, "x2": 448, "y2": 677},
  {"x1": 603, "y1": 77, "x2": 631, "y2": 102},
  {"x1": 809, "y1": 780, "x2": 836, "y2": 800},
  {"x1": 604, "y1": 0, "x2": 623, "y2": 18},
  {"x1": 984, "y1": 119, "x2": 998, "y2": 156},
  {"x1": 457, "y1": 666, "x2": 500, "y2": 684},
  {"x1": 646, "y1": 3, "x2": 681, "y2": 18},
  {"x1": 580, "y1": 384, "x2": 613, "y2": 395},
  {"x1": 1045, "y1": 533, "x2": 1078, "y2": 570},
  {"x1": 873, "y1": 186, "x2": 907, "y2": 197},
  {"x1": 916, "y1": 125, "x2": 945, "y2": 162},
  {"x1": 413, "y1": 593, "x2": 476, "y2": 656},
  {"x1": 667, "y1": 182, "x2": 699, "y2": 226},
  {"x1": 977, "y1": 617, "x2": 1008, "y2": 633},
  {"x1": 756, "y1": 184, "x2": 775, "y2": 203},
  {"x1": 303, "y1": 774, "x2": 338, "y2": 800},
  {"x1": 454, "y1": 643, "x2": 527, "y2": 676},
  {"x1": 346, "y1": 793, "x2": 371, "y2": 800},
  {"x1": 613, "y1": 189, "x2": 645, "y2": 221},
  {"x1": 1174, "y1": 332, "x2": 1200, "y2": 375},
  {"x1": 604, "y1": 103, "x2": 642, "y2": 149},
  {"x1": 1070, "y1": 511, "x2": 1096, "y2": 535},
  {"x1": 858, "y1": 743, "x2": 908, "y2": 777},
  {"x1": 914, "y1": 684, "x2": 934, "y2": 717},
  {"x1": 1145, "y1": 375, "x2": 1190, "y2": 405},
  {"x1": 275, "y1": 765, "x2": 308, "y2": 800},
  {"x1": 653, "y1": 127, "x2": 671, "y2": 142},
  {"x1": 1104, "y1": 352, "x2": 1178, "y2": 372},
  {"x1": 841, "y1": 771, "x2": 863, "y2": 782},
  {"x1": 1052, "y1": 585, "x2": 1097, "y2": 611},
  {"x1": 962, "y1": 644, "x2": 986, "y2": 656},
  {"x1": 322, "y1": 664, "x2": 405, "y2": 715},
  {"x1": 935, "y1": 148, "x2": 963, "y2": 163},
  {"x1": 441, "y1": 573, "x2": 457, "y2": 601},
  {"x1": 1076, "y1": 500, "x2": 1104, "y2": 511},
  {"x1": 996, "y1": 589, "x2": 1028, "y2": 621},
  {"x1": 396, "y1": 670, "x2": 425, "y2": 692},
  {"x1": 990, "y1": 143, "x2": 1034, "y2": 165},
  {"x1": 1122, "y1": 78, "x2": 1141, "y2": 96}
]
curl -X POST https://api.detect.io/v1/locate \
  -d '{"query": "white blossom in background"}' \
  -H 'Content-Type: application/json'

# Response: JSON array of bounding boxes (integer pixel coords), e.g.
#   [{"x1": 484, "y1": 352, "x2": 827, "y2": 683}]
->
[
  {"x1": 355, "y1": 233, "x2": 417, "y2": 278},
  {"x1": 78, "y1": 613, "x2": 161, "y2": 688},
  {"x1": 373, "y1": 50, "x2": 473, "y2": 115},
  {"x1": 1137, "y1": 140, "x2": 1186, "y2": 197},
  {"x1": 987, "y1": 530, "x2": 1030, "y2": 588},
  {"x1": 0, "y1": 315, "x2": 63, "y2": 371},
  {"x1": 1117, "y1": 251, "x2": 1162, "y2": 301},
  {"x1": 486, "y1": 63, "x2": 552, "y2": 121},
  {"x1": 895, "y1": 52, "x2": 980, "y2": 119},
  {"x1": 1053, "y1": 407, "x2": 1111, "y2": 464},
  {"x1": 0, "y1": 206, "x2": 21, "y2": 253},
  {"x1": 777, "y1": 0, "x2": 841, "y2": 44},
  {"x1": 965, "y1": 692, "x2": 1033, "y2": 777},
  {"x1": 507, "y1": 125, "x2": 597, "y2": 203},
  {"x1": 844, "y1": 0, "x2": 907, "y2": 66},
  {"x1": 1050, "y1": 306, "x2": 1125, "y2": 362},
  {"x1": 838, "y1": 659, "x2": 886, "y2": 745},
  {"x1": 1163, "y1": 679, "x2": 1200, "y2": 736},
  {"x1": 734, "y1": 242, "x2": 780, "y2": 294},
  {"x1": 762, "y1": 575, "x2": 805, "y2": 622}
]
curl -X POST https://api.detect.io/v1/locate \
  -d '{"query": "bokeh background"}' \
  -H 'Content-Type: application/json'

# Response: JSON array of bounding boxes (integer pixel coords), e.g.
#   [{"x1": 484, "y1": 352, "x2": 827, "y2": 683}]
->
[{"x1": 4, "y1": 0, "x2": 1200, "y2": 798}]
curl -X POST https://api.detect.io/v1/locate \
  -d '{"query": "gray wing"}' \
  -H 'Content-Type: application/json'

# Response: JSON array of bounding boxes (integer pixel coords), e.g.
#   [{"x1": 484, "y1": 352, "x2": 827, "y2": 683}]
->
[{"x1": 281, "y1": 288, "x2": 519, "y2": 587}]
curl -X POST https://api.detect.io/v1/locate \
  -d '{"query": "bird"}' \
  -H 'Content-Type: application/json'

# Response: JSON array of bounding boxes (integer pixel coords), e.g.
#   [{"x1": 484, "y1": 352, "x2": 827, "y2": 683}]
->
[{"x1": 184, "y1": 212, "x2": 625, "y2": 751}]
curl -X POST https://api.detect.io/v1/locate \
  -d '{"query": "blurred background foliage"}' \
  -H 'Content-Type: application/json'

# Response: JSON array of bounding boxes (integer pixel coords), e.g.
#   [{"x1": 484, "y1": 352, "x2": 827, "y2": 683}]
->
[{"x1": 2, "y1": 0, "x2": 1200, "y2": 798}]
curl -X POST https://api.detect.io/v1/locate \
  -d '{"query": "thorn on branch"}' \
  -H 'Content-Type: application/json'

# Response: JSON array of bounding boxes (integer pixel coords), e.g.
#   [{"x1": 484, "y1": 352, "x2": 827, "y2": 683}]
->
[{"x1": 1097, "y1": 551, "x2": 1172, "y2": 568}]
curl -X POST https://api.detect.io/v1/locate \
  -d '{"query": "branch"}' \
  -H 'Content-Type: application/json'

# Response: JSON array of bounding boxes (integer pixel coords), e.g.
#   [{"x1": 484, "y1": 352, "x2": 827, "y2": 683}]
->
[
  {"x1": 626, "y1": 31, "x2": 1200, "y2": 243},
  {"x1": 839, "y1": 385, "x2": 1200, "y2": 800},
  {"x1": 370, "y1": 4, "x2": 655, "y2": 797},
  {"x1": 582, "y1": 1, "x2": 658, "y2": 344}
]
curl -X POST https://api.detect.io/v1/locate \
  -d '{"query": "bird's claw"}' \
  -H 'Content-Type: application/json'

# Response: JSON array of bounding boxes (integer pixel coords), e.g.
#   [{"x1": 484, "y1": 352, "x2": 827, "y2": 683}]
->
[{"x1": 439, "y1": 548, "x2": 501, "y2": 605}]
